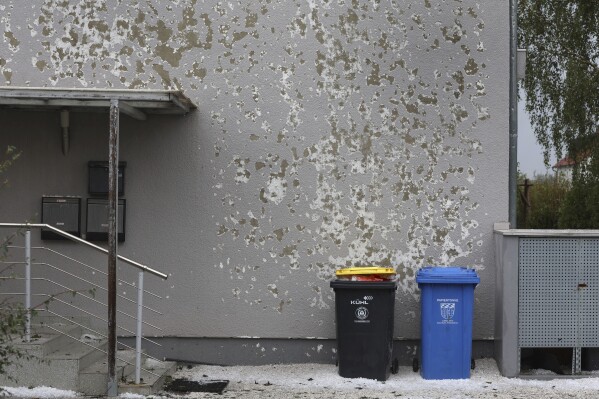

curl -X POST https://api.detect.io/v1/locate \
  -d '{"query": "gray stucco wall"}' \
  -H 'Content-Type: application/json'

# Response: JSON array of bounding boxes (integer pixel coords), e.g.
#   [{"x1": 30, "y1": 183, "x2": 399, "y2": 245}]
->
[{"x1": 0, "y1": 0, "x2": 508, "y2": 343}]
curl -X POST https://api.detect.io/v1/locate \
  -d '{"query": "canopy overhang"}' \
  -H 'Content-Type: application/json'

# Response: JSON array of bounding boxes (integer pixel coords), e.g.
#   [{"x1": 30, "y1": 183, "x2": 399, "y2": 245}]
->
[
  {"x1": 0, "y1": 86, "x2": 196, "y2": 120},
  {"x1": 0, "y1": 86, "x2": 196, "y2": 395}
]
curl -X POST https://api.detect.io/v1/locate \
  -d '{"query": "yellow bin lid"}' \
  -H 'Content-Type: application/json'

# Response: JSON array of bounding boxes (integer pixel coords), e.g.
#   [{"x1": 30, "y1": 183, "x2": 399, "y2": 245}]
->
[{"x1": 335, "y1": 267, "x2": 396, "y2": 276}]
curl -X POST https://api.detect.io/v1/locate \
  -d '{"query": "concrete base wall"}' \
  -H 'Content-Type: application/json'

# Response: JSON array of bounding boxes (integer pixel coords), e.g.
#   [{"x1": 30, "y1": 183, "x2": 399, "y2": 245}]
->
[{"x1": 119, "y1": 337, "x2": 494, "y2": 367}]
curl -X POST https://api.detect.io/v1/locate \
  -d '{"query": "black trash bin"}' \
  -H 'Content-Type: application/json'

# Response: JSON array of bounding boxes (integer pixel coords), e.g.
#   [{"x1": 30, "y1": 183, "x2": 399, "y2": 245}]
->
[{"x1": 330, "y1": 268, "x2": 397, "y2": 381}]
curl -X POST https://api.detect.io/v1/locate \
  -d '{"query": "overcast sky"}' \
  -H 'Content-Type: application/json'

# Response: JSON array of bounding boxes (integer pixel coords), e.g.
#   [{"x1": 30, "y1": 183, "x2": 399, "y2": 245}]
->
[{"x1": 517, "y1": 93, "x2": 556, "y2": 177}]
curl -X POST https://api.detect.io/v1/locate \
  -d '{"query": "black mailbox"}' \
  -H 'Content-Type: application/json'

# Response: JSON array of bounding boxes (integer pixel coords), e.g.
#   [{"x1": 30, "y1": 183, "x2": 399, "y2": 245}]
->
[
  {"x1": 88, "y1": 161, "x2": 126, "y2": 196},
  {"x1": 41, "y1": 196, "x2": 81, "y2": 239},
  {"x1": 86, "y1": 199, "x2": 126, "y2": 242}
]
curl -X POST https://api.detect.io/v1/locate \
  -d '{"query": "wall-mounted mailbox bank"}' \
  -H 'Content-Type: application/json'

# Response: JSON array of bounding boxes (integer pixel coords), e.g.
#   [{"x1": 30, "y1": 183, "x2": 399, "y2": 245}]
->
[
  {"x1": 88, "y1": 161, "x2": 126, "y2": 196},
  {"x1": 41, "y1": 196, "x2": 81, "y2": 240},
  {"x1": 86, "y1": 199, "x2": 126, "y2": 242}
]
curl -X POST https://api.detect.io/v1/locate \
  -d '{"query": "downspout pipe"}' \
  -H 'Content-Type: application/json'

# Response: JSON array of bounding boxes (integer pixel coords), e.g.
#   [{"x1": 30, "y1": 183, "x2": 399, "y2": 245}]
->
[
  {"x1": 60, "y1": 109, "x2": 70, "y2": 156},
  {"x1": 508, "y1": 0, "x2": 518, "y2": 227}
]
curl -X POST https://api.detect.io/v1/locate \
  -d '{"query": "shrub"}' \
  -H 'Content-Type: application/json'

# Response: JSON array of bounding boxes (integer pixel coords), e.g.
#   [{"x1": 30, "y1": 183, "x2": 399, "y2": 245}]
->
[{"x1": 517, "y1": 173, "x2": 570, "y2": 229}]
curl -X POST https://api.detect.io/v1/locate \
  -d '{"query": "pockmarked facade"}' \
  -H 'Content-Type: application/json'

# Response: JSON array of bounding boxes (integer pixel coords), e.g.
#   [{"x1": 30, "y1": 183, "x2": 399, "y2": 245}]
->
[{"x1": 0, "y1": 1, "x2": 508, "y2": 364}]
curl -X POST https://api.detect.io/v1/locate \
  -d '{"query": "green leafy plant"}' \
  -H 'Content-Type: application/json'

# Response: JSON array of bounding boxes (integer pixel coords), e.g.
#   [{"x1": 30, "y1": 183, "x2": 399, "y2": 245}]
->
[
  {"x1": 0, "y1": 145, "x2": 26, "y2": 386},
  {"x1": 0, "y1": 146, "x2": 19, "y2": 189},
  {"x1": 559, "y1": 153, "x2": 599, "y2": 228},
  {"x1": 519, "y1": 1, "x2": 599, "y2": 164},
  {"x1": 0, "y1": 289, "x2": 28, "y2": 381},
  {"x1": 517, "y1": 172, "x2": 570, "y2": 229}
]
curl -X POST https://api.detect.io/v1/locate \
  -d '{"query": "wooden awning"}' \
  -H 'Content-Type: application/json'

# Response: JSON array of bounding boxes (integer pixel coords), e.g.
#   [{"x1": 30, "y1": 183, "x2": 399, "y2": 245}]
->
[{"x1": 0, "y1": 87, "x2": 196, "y2": 120}]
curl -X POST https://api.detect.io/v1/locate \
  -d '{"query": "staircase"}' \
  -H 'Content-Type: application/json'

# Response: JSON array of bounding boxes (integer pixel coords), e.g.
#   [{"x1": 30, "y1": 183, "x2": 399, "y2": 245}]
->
[
  {"x1": 0, "y1": 320, "x2": 176, "y2": 396},
  {"x1": 0, "y1": 223, "x2": 175, "y2": 396}
]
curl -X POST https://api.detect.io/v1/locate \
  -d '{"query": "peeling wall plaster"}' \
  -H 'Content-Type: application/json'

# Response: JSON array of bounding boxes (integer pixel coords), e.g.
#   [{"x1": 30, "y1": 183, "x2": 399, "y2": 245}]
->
[{"x1": 0, "y1": 0, "x2": 508, "y2": 339}]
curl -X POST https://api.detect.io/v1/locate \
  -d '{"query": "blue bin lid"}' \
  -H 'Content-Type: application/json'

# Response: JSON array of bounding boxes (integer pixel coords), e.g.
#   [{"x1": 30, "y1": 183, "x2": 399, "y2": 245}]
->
[{"x1": 415, "y1": 266, "x2": 480, "y2": 285}]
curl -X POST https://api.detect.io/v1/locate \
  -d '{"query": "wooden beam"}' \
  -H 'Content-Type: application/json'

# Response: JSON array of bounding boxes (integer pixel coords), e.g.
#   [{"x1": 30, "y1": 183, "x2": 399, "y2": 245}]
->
[
  {"x1": 0, "y1": 98, "x2": 113, "y2": 107},
  {"x1": 119, "y1": 101, "x2": 147, "y2": 121},
  {"x1": 107, "y1": 99, "x2": 119, "y2": 397},
  {"x1": 168, "y1": 93, "x2": 191, "y2": 113},
  {"x1": 0, "y1": 87, "x2": 174, "y2": 102},
  {"x1": 0, "y1": 97, "x2": 181, "y2": 110},
  {"x1": 0, "y1": 87, "x2": 196, "y2": 114}
]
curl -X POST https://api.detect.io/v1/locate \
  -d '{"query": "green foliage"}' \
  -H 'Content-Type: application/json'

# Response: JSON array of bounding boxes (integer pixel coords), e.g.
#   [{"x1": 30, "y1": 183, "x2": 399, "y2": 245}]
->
[
  {"x1": 0, "y1": 145, "x2": 26, "y2": 384},
  {"x1": 0, "y1": 145, "x2": 20, "y2": 188},
  {"x1": 519, "y1": 2, "x2": 599, "y2": 227},
  {"x1": 559, "y1": 154, "x2": 599, "y2": 228},
  {"x1": 0, "y1": 301, "x2": 27, "y2": 380},
  {"x1": 517, "y1": 166, "x2": 599, "y2": 229},
  {"x1": 517, "y1": 173, "x2": 570, "y2": 229},
  {"x1": 519, "y1": 1, "x2": 599, "y2": 163}
]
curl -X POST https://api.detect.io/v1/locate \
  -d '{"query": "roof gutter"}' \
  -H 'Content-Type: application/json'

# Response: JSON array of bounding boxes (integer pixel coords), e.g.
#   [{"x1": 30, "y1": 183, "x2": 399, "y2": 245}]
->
[{"x1": 508, "y1": 0, "x2": 518, "y2": 227}]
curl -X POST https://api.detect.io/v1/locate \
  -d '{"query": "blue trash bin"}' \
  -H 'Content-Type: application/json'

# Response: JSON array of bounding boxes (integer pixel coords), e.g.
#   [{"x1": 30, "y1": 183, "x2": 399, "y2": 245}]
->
[{"x1": 416, "y1": 267, "x2": 480, "y2": 379}]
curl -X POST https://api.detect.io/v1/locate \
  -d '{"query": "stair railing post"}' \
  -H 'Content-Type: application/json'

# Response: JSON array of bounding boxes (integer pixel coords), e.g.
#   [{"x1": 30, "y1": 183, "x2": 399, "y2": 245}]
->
[
  {"x1": 25, "y1": 229, "x2": 31, "y2": 343},
  {"x1": 135, "y1": 270, "x2": 144, "y2": 384}
]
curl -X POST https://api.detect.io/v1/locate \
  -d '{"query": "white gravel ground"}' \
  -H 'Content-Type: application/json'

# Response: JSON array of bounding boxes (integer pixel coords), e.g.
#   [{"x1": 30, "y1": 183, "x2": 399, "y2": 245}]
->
[
  {"x1": 3, "y1": 358, "x2": 599, "y2": 398},
  {"x1": 167, "y1": 359, "x2": 599, "y2": 399}
]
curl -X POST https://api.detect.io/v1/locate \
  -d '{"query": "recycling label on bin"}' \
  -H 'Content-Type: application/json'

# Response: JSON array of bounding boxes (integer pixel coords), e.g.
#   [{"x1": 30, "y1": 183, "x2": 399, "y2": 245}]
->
[
  {"x1": 351, "y1": 296, "x2": 373, "y2": 323},
  {"x1": 437, "y1": 298, "x2": 459, "y2": 325},
  {"x1": 355, "y1": 306, "x2": 369, "y2": 322}
]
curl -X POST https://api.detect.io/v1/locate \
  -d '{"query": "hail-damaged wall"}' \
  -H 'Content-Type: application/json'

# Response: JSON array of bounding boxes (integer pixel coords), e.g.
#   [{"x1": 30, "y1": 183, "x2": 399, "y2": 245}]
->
[{"x1": 0, "y1": 0, "x2": 507, "y2": 354}]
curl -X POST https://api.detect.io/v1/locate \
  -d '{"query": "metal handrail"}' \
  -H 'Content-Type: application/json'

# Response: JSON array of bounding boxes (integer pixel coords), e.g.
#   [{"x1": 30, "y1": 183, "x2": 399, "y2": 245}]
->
[
  {"x1": 8, "y1": 246, "x2": 163, "y2": 299},
  {"x1": 1, "y1": 259, "x2": 163, "y2": 313},
  {"x1": 0, "y1": 261, "x2": 162, "y2": 314},
  {"x1": 1, "y1": 261, "x2": 163, "y2": 316},
  {"x1": 0, "y1": 277, "x2": 162, "y2": 330},
  {"x1": 0, "y1": 223, "x2": 167, "y2": 279},
  {"x1": 1, "y1": 293, "x2": 162, "y2": 347}
]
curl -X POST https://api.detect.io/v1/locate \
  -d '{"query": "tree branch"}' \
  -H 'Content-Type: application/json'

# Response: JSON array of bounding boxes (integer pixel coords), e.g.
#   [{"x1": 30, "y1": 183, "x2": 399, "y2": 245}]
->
[{"x1": 535, "y1": 44, "x2": 599, "y2": 73}]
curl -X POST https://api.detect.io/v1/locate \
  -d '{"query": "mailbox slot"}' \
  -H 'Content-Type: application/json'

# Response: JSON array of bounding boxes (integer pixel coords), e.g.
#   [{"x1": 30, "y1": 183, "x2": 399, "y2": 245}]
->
[
  {"x1": 41, "y1": 196, "x2": 81, "y2": 239},
  {"x1": 88, "y1": 161, "x2": 126, "y2": 196},
  {"x1": 86, "y1": 199, "x2": 126, "y2": 242}
]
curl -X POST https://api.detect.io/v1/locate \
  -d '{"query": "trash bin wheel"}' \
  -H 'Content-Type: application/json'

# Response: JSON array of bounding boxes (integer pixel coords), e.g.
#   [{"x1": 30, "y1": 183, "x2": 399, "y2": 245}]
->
[
  {"x1": 412, "y1": 358, "x2": 419, "y2": 372},
  {"x1": 471, "y1": 358, "x2": 475, "y2": 370},
  {"x1": 391, "y1": 358, "x2": 399, "y2": 374}
]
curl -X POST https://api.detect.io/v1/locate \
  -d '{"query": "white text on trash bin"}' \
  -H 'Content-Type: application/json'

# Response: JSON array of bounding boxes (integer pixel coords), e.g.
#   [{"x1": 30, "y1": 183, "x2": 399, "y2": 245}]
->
[{"x1": 350, "y1": 296, "x2": 373, "y2": 305}]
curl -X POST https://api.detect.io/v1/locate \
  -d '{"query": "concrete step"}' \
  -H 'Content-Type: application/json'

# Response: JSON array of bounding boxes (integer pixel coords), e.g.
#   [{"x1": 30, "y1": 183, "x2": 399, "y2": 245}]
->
[
  {"x1": 10, "y1": 323, "x2": 82, "y2": 357},
  {"x1": 0, "y1": 319, "x2": 172, "y2": 396},
  {"x1": 0, "y1": 334, "x2": 108, "y2": 391},
  {"x1": 79, "y1": 349, "x2": 176, "y2": 396},
  {"x1": 119, "y1": 357, "x2": 177, "y2": 396},
  {"x1": 78, "y1": 349, "x2": 137, "y2": 396},
  {"x1": 45, "y1": 338, "x2": 108, "y2": 372}
]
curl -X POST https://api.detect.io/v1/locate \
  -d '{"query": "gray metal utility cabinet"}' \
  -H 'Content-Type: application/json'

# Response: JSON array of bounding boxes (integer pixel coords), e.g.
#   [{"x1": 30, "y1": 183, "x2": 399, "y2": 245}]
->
[{"x1": 495, "y1": 229, "x2": 599, "y2": 377}]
